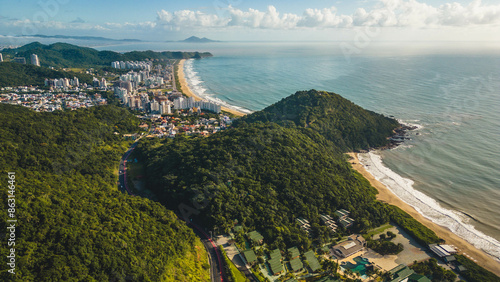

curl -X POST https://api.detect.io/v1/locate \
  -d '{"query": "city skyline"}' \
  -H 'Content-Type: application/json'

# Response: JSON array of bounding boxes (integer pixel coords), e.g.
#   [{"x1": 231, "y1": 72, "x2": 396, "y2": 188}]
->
[{"x1": 0, "y1": 0, "x2": 499, "y2": 42}]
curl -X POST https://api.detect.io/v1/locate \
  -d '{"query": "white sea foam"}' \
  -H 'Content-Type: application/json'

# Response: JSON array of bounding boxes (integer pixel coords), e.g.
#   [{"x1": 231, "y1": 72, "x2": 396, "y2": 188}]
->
[
  {"x1": 358, "y1": 151, "x2": 500, "y2": 261},
  {"x1": 184, "y1": 59, "x2": 254, "y2": 114},
  {"x1": 398, "y1": 119, "x2": 424, "y2": 131}
]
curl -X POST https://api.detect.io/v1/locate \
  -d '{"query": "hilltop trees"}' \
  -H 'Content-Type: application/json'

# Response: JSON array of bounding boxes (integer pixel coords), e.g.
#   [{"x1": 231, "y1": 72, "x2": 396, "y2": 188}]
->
[{"x1": 0, "y1": 104, "x2": 210, "y2": 281}]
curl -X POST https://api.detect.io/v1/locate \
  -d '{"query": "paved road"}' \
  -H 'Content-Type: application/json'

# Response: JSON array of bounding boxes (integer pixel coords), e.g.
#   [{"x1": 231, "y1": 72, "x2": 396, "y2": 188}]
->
[
  {"x1": 189, "y1": 222, "x2": 225, "y2": 282},
  {"x1": 118, "y1": 137, "x2": 225, "y2": 282},
  {"x1": 118, "y1": 138, "x2": 142, "y2": 195}
]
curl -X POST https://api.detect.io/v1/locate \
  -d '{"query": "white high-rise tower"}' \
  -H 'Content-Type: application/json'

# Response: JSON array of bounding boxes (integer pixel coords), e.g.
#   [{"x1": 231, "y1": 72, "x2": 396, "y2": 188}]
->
[{"x1": 31, "y1": 54, "x2": 40, "y2": 66}]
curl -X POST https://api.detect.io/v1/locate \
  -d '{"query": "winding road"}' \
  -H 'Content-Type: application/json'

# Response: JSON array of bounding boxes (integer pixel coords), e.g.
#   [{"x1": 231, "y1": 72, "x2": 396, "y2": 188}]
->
[
  {"x1": 118, "y1": 137, "x2": 141, "y2": 195},
  {"x1": 118, "y1": 136, "x2": 225, "y2": 282}
]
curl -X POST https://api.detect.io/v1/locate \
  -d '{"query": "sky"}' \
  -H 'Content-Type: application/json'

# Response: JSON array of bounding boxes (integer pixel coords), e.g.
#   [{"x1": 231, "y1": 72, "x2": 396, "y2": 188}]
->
[{"x1": 0, "y1": 0, "x2": 500, "y2": 42}]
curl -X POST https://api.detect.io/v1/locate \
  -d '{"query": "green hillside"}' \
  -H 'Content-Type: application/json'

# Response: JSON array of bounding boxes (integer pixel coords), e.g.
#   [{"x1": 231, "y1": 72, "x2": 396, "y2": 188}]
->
[
  {"x1": 2, "y1": 42, "x2": 213, "y2": 68},
  {"x1": 235, "y1": 90, "x2": 400, "y2": 151},
  {"x1": 0, "y1": 62, "x2": 93, "y2": 87},
  {"x1": 135, "y1": 91, "x2": 438, "y2": 251},
  {"x1": 0, "y1": 104, "x2": 210, "y2": 281}
]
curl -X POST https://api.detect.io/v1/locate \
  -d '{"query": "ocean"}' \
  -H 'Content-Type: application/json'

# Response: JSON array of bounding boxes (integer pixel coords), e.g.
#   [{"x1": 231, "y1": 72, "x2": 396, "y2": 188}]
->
[{"x1": 95, "y1": 41, "x2": 500, "y2": 260}]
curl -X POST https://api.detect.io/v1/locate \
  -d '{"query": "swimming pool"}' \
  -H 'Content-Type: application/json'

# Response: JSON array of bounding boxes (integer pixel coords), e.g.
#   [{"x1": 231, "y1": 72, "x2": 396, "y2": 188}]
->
[{"x1": 340, "y1": 256, "x2": 370, "y2": 279}]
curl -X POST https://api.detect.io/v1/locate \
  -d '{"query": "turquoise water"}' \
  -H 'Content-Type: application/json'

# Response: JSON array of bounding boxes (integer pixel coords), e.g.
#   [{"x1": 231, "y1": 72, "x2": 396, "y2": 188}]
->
[
  {"x1": 92, "y1": 41, "x2": 500, "y2": 260},
  {"x1": 341, "y1": 256, "x2": 370, "y2": 279}
]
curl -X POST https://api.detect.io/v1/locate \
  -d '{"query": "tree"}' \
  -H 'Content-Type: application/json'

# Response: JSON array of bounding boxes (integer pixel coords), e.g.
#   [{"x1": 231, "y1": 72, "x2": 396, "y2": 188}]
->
[{"x1": 387, "y1": 231, "x2": 396, "y2": 239}]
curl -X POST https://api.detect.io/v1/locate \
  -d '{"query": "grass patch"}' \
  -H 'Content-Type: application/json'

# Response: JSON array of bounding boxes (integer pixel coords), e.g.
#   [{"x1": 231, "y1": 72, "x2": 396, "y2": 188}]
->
[
  {"x1": 219, "y1": 246, "x2": 248, "y2": 282},
  {"x1": 366, "y1": 223, "x2": 393, "y2": 238}
]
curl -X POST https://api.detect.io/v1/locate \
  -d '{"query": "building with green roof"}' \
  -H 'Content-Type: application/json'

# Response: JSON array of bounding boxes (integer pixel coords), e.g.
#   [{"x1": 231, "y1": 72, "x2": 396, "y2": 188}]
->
[
  {"x1": 290, "y1": 257, "x2": 304, "y2": 272},
  {"x1": 389, "y1": 264, "x2": 431, "y2": 282},
  {"x1": 408, "y1": 274, "x2": 432, "y2": 282},
  {"x1": 270, "y1": 248, "x2": 282, "y2": 261},
  {"x1": 304, "y1": 250, "x2": 321, "y2": 272},
  {"x1": 268, "y1": 256, "x2": 284, "y2": 275},
  {"x1": 288, "y1": 247, "x2": 300, "y2": 259},
  {"x1": 243, "y1": 249, "x2": 257, "y2": 265},
  {"x1": 247, "y1": 230, "x2": 264, "y2": 244}
]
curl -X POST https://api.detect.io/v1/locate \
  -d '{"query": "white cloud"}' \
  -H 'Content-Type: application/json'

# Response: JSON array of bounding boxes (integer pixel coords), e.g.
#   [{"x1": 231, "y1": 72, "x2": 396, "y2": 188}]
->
[
  {"x1": 155, "y1": 0, "x2": 500, "y2": 29},
  {"x1": 227, "y1": 5, "x2": 300, "y2": 29},
  {"x1": 157, "y1": 9, "x2": 229, "y2": 28},
  {"x1": 1, "y1": 0, "x2": 499, "y2": 37},
  {"x1": 298, "y1": 7, "x2": 353, "y2": 28}
]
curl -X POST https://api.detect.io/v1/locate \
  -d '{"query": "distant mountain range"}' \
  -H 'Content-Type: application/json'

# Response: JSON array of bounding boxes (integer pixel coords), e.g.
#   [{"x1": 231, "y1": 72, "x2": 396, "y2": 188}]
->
[
  {"x1": 15, "y1": 34, "x2": 142, "y2": 42},
  {"x1": 4, "y1": 34, "x2": 220, "y2": 43},
  {"x1": 179, "y1": 36, "x2": 220, "y2": 43}
]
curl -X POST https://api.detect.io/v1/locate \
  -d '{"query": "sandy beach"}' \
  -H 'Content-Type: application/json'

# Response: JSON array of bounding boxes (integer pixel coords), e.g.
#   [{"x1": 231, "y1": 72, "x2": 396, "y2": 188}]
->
[
  {"x1": 177, "y1": 59, "x2": 246, "y2": 117},
  {"x1": 347, "y1": 152, "x2": 500, "y2": 276}
]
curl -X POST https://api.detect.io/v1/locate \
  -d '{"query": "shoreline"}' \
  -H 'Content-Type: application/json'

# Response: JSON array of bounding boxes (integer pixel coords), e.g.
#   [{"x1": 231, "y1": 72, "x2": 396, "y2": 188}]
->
[
  {"x1": 177, "y1": 59, "x2": 246, "y2": 117},
  {"x1": 348, "y1": 152, "x2": 500, "y2": 276}
]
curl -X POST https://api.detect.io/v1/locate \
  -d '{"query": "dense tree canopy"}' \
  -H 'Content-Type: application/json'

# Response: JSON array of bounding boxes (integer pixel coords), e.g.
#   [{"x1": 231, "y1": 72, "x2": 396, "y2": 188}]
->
[
  {"x1": 235, "y1": 90, "x2": 400, "y2": 151},
  {"x1": 0, "y1": 62, "x2": 93, "y2": 87},
  {"x1": 0, "y1": 104, "x2": 209, "y2": 281},
  {"x1": 136, "y1": 124, "x2": 393, "y2": 250},
  {"x1": 409, "y1": 258, "x2": 457, "y2": 282},
  {"x1": 135, "y1": 91, "x2": 437, "y2": 251},
  {"x1": 454, "y1": 255, "x2": 500, "y2": 282}
]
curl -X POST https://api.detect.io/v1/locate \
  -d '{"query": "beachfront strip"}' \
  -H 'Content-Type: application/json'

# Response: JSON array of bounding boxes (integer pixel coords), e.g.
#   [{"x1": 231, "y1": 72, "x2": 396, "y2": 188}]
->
[
  {"x1": 214, "y1": 209, "x2": 470, "y2": 282},
  {"x1": 113, "y1": 60, "x2": 221, "y2": 114}
]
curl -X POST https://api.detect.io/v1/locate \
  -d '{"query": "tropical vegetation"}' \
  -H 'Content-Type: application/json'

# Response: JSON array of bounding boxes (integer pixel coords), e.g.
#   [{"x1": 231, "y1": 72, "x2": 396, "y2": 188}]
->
[{"x1": 0, "y1": 104, "x2": 210, "y2": 281}]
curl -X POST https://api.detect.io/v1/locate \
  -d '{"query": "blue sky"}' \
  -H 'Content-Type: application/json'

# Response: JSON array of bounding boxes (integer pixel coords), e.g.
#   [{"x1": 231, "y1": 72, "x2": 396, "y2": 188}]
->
[{"x1": 1, "y1": 0, "x2": 499, "y2": 41}]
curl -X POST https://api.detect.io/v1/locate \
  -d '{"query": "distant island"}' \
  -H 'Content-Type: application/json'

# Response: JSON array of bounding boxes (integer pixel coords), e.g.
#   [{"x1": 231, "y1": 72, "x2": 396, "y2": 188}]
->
[{"x1": 180, "y1": 36, "x2": 220, "y2": 43}]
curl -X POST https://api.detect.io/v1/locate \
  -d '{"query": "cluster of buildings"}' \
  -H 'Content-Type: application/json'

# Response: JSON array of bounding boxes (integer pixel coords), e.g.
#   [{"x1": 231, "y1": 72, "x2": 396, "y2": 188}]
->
[
  {"x1": 240, "y1": 229, "x2": 322, "y2": 277},
  {"x1": 92, "y1": 77, "x2": 108, "y2": 89},
  {"x1": 7, "y1": 53, "x2": 40, "y2": 66},
  {"x1": 173, "y1": 96, "x2": 221, "y2": 114},
  {"x1": 1, "y1": 91, "x2": 106, "y2": 112},
  {"x1": 45, "y1": 77, "x2": 80, "y2": 88},
  {"x1": 148, "y1": 114, "x2": 231, "y2": 138},
  {"x1": 296, "y1": 217, "x2": 311, "y2": 236},
  {"x1": 111, "y1": 60, "x2": 152, "y2": 71},
  {"x1": 119, "y1": 71, "x2": 164, "y2": 87},
  {"x1": 295, "y1": 209, "x2": 354, "y2": 239},
  {"x1": 113, "y1": 64, "x2": 176, "y2": 113},
  {"x1": 334, "y1": 209, "x2": 355, "y2": 228},
  {"x1": 320, "y1": 214, "x2": 338, "y2": 233}
]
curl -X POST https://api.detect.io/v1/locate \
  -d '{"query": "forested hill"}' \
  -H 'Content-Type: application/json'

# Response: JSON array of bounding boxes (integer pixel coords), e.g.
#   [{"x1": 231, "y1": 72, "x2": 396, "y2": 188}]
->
[
  {"x1": 235, "y1": 90, "x2": 400, "y2": 151},
  {"x1": 135, "y1": 91, "x2": 439, "y2": 251},
  {"x1": 137, "y1": 124, "x2": 390, "y2": 250},
  {"x1": 0, "y1": 62, "x2": 93, "y2": 87},
  {"x1": 1, "y1": 42, "x2": 213, "y2": 68},
  {"x1": 0, "y1": 104, "x2": 210, "y2": 281}
]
